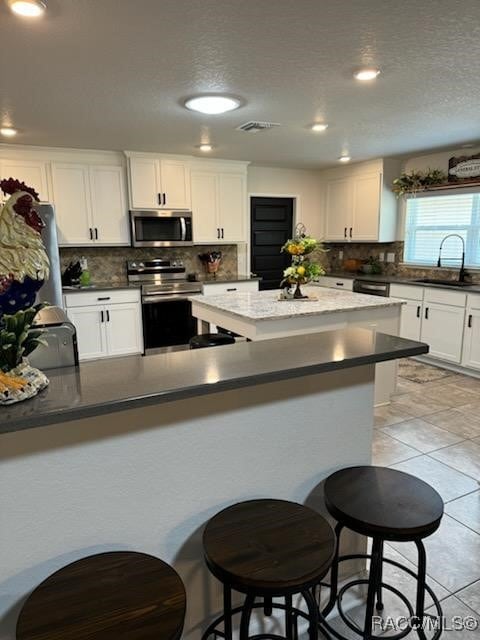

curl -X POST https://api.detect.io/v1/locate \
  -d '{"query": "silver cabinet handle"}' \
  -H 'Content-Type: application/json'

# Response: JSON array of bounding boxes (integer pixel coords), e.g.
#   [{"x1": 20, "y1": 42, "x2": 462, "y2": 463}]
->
[{"x1": 180, "y1": 217, "x2": 187, "y2": 241}]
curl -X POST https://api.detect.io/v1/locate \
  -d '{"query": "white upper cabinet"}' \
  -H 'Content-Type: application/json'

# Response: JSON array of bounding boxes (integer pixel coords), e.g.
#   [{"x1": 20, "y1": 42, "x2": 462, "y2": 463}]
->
[
  {"x1": 191, "y1": 165, "x2": 247, "y2": 243},
  {"x1": 322, "y1": 159, "x2": 400, "y2": 243},
  {"x1": 89, "y1": 165, "x2": 129, "y2": 244},
  {"x1": 0, "y1": 158, "x2": 50, "y2": 202},
  {"x1": 52, "y1": 162, "x2": 129, "y2": 246},
  {"x1": 51, "y1": 163, "x2": 93, "y2": 245},
  {"x1": 128, "y1": 155, "x2": 191, "y2": 210},
  {"x1": 325, "y1": 178, "x2": 352, "y2": 241}
]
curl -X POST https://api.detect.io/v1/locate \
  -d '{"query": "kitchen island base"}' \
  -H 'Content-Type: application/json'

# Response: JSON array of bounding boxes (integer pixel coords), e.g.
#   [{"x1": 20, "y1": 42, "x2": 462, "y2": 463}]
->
[{"x1": 1, "y1": 366, "x2": 374, "y2": 640}]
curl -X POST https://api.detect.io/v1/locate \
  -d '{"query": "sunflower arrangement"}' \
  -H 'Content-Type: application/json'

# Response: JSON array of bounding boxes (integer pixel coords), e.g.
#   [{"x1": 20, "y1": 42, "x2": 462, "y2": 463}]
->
[{"x1": 280, "y1": 226, "x2": 326, "y2": 296}]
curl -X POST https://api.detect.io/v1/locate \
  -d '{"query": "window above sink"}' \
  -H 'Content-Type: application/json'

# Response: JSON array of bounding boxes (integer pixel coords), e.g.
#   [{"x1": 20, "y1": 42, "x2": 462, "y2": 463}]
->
[{"x1": 404, "y1": 190, "x2": 480, "y2": 268}]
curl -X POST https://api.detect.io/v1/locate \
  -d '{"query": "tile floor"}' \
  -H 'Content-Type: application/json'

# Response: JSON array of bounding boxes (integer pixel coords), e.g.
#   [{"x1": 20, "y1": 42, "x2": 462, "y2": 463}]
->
[{"x1": 368, "y1": 360, "x2": 480, "y2": 638}]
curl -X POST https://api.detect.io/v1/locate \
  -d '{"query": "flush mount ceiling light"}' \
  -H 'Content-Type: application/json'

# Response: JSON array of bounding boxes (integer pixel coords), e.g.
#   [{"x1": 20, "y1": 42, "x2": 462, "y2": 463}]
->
[
  {"x1": 6, "y1": 0, "x2": 46, "y2": 17},
  {"x1": 353, "y1": 67, "x2": 381, "y2": 81},
  {"x1": 311, "y1": 123, "x2": 329, "y2": 132},
  {"x1": 184, "y1": 95, "x2": 241, "y2": 115},
  {"x1": 338, "y1": 155, "x2": 351, "y2": 163},
  {"x1": 0, "y1": 126, "x2": 18, "y2": 137},
  {"x1": 198, "y1": 144, "x2": 213, "y2": 152}
]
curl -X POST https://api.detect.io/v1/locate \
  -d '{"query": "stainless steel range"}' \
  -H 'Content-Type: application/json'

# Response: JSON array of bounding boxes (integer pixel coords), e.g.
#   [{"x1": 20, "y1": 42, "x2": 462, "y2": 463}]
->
[{"x1": 127, "y1": 259, "x2": 202, "y2": 352}]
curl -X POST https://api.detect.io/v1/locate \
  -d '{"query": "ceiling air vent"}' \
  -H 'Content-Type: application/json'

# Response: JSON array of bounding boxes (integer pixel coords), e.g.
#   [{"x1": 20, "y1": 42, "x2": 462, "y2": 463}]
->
[{"x1": 236, "y1": 121, "x2": 281, "y2": 133}]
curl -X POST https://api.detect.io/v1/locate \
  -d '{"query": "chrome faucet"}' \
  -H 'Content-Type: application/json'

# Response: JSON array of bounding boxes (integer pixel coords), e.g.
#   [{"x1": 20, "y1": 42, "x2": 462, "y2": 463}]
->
[{"x1": 437, "y1": 234, "x2": 466, "y2": 282}]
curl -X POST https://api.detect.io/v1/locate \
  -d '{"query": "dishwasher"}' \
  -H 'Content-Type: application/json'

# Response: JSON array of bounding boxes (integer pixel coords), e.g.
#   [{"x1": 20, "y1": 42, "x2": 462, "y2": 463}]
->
[{"x1": 353, "y1": 279, "x2": 390, "y2": 297}]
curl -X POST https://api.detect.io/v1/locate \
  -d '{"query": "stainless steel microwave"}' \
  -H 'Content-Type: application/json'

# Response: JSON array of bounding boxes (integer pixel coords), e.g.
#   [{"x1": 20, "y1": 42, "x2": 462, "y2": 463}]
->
[{"x1": 130, "y1": 210, "x2": 193, "y2": 247}]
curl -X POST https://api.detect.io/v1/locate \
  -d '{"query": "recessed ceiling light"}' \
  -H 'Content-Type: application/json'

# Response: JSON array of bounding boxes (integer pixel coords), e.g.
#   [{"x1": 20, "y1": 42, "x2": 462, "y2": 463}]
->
[
  {"x1": 0, "y1": 126, "x2": 18, "y2": 137},
  {"x1": 353, "y1": 67, "x2": 381, "y2": 81},
  {"x1": 311, "y1": 123, "x2": 328, "y2": 132},
  {"x1": 185, "y1": 95, "x2": 241, "y2": 115},
  {"x1": 6, "y1": 0, "x2": 46, "y2": 17},
  {"x1": 338, "y1": 155, "x2": 351, "y2": 163},
  {"x1": 198, "y1": 144, "x2": 213, "y2": 152}
]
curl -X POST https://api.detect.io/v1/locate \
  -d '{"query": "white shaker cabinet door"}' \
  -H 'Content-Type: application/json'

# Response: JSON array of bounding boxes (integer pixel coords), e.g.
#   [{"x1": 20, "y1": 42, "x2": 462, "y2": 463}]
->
[
  {"x1": 0, "y1": 159, "x2": 50, "y2": 203},
  {"x1": 324, "y1": 178, "x2": 352, "y2": 241},
  {"x1": 129, "y1": 157, "x2": 161, "y2": 209},
  {"x1": 191, "y1": 171, "x2": 220, "y2": 242},
  {"x1": 352, "y1": 172, "x2": 381, "y2": 241},
  {"x1": 462, "y1": 300, "x2": 480, "y2": 371},
  {"x1": 67, "y1": 305, "x2": 107, "y2": 361},
  {"x1": 51, "y1": 163, "x2": 93, "y2": 245},
  {"x1": 218, "y1": 172, "x2": 246, "y2": 242},
  {"x1": 159, "y1": 159, "x2": 191, "y2": 210},
  {"x1": 398, "y1": 299, "x2": 423, "y2": 341},
  {"x1": 421, "y1": 302, "x2": 465, "y2": 363},
  {"x1": 89, "y1": 165, "x2": 129, "y2": 245},
  {"x1": 105, "y1": 302, "x2": 144, "y2": 357}
]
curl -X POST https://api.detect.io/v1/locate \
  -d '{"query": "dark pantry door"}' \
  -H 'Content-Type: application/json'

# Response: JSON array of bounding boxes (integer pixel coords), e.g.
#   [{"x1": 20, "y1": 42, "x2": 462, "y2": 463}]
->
[{"x1": 250, "y1": 197, "x2": 294, "y2": 290}]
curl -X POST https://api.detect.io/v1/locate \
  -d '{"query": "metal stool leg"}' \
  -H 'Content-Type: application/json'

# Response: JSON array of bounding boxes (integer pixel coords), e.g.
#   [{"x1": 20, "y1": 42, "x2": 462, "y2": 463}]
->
[
  {"x1": 364, "y1": 538, "x2": 383, "y2": 640},
  {"x1": 223, "y1": 585, "x2": 233, "y2": 640},
  {"x1": 322, "y1": 522, "x2": 344, "y2": 617},
  {"x1": 239, "y1": 594, "x2": 255, "y2": 640},
  {"x1": 303, "y1": 588, "x2": 319, "y2": 640},
  {"x1": 414, "y1": 541, "x2": 427, "y2": 640},
  {"x1": 285, "y1": 594, "x2": 294, "y2": 640},
  {"x1": 264, "y1": 596, "x2": 273, "y2": 616},
  {"x1": 376, "y1": 540, "x2": 384, "y2": 612}
]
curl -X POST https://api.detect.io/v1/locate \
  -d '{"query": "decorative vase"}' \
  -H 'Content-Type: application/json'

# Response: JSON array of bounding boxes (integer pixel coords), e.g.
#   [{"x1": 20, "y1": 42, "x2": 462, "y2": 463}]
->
[
  {"x1": 293, "y1": 281, "x2": 308, "y2": 299},
  {"x1": 0, "y1": 358, "x2": 49, "y2": 405}
]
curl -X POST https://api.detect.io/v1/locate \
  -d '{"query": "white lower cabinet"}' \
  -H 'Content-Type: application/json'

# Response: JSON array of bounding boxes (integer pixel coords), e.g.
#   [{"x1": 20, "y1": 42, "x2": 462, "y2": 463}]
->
[
  {"x1": 64, "y1": 290, "x2": 143, "y2": 361},
  {"x1": 462, "y1": 297, "x2": 480, "y2": 371},
  {"x1": 399, "y1": 300, "x2": 423, "y2": 341},
  {"x1": 420, "y1": 302, "x2": 465, "y2": 363}
]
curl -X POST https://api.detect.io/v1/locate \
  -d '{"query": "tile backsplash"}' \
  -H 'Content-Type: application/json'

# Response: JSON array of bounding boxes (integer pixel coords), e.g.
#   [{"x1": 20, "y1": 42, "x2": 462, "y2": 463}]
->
[
  {"x1": 323, "y1": 241, "x2": 480, "y2": 283},
  {"x1": 60, "y1": 245, "x2": 238, "y2": 283}
]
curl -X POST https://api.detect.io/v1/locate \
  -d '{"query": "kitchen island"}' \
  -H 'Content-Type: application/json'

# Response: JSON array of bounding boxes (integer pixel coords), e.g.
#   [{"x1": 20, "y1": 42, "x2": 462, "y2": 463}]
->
[
  {"x1": 191, "y1": 286, "x2": 405, "y2": 404},
  {"x1": 0, "y1": 329, "x2": 426, "y2": 640}
]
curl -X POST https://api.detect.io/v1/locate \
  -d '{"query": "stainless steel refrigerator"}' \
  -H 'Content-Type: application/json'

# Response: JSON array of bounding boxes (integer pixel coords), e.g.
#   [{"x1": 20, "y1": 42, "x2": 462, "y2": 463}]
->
[{"x1": 36, "y1": 203, "x2": 63, "y2": 308}]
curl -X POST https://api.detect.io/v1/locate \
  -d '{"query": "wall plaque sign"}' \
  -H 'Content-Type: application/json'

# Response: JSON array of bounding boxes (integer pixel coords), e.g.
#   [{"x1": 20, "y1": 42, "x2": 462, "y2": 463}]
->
[{"x1": 448, "y1": 154, "x2": 480, "y2": 182}]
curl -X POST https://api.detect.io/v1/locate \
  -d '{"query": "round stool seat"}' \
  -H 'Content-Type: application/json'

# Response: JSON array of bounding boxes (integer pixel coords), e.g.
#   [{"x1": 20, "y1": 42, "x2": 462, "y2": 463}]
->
[
  {"x1": 324, "y1": 466, "x2": 444, "y2": 541},
  {"x1": 16, "y1": 551, "x2": 186, "y2": 640},
  {"x1": 190, "y1": 333, "x2": 236, "y2": 349},
  {"x1": 203, "y1": 499, "x2": 335, "y2": 595}
]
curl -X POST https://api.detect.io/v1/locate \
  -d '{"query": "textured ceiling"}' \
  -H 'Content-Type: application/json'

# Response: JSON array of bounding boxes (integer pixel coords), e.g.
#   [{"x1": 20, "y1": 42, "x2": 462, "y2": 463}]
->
[{"x1": 1, "y1": 0, "x2": 479, "y2": 168}]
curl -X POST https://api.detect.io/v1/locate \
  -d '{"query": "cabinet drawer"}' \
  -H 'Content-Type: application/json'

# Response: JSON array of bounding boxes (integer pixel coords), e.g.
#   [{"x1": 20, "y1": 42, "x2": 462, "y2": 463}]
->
[
  {"x1": 424, "y1": 287, "x2": 466, "y2": 307},
  {"x1": 389, "y1": 284, "x2": 424, "y2": 301},
  {"x1": 315, "y1": 276, "x2": 354, "y2": 291},
  {"x1": 202, "y1": 281, "x2": 259, "y2": 295},
  {"x1": 64, "y1": 288, "x2": 140, "y2": 308}
]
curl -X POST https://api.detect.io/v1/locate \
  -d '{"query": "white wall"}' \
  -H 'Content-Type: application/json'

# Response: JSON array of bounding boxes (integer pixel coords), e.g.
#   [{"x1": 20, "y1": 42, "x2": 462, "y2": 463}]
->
[{"x1": 247, "y1": 166, "x2": 323, "y2": 239}]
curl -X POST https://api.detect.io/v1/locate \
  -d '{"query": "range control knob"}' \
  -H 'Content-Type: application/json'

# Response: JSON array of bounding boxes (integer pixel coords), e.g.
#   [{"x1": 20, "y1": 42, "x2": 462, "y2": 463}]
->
[
  {"x1": 130, "y1": 262, "x2": 137, "y2": 269},
  {"x1": 138, "y1": 262, "x2": 145, "y2": 269}
]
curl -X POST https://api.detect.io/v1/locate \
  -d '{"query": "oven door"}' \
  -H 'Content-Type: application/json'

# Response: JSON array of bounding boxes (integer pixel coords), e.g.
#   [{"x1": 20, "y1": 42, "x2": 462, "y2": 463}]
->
[
  {"x1": 130, "y1": 210, "x2": 193, "y2": 247},
  {"x1": 142, "y1": 295, "x2": 198, "y2": 351}
]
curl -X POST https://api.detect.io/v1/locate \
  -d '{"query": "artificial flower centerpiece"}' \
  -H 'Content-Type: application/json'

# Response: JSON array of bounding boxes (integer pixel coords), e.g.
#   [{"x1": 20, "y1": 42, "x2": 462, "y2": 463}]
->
[{"x1": 280, "y1": 225, "x2": 326, "y2": 299}]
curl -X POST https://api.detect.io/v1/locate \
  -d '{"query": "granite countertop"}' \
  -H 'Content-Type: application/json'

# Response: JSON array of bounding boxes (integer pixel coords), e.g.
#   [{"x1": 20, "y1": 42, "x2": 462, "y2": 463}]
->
[
  {"x1": 0, "y1": 328, "x2": 428, "y2": 434},
  {"x1": 62, "y1": 282, "x2": 140, "y2": 292},
  {"x1": 190, "y1": 286, "x2": 404, "y2": 321},
  {"x1": 324, "y1": 272, "x2": 480, "y2": 293},
  {"x1": 195, "y1": 274, "x2": 261, "y2": 284}
]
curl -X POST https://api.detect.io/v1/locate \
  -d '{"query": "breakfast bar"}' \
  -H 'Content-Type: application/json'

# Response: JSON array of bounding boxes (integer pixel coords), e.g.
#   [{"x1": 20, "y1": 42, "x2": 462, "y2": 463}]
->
[{"x1": 0, "y1": 329, "x2": 427, "y2": 640}]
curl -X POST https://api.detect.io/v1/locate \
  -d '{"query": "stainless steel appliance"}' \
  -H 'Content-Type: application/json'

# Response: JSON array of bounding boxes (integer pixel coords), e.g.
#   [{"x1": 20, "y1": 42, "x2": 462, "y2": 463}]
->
[
  {"x1": 127, "y1": 259, "x2": 202, "y2": 352},
  {"x1": 29, "y1": 306, "x2": 79, "y2": 369},
  {"x1": 37, "y1": 203, "x2": 63, "y2": 307},
  {"x1": 353, "y1": 279, "x2": 390, "y2": 297},
  {"x1": 130, "y1": 210, "x2": 193, "y2": 247}
]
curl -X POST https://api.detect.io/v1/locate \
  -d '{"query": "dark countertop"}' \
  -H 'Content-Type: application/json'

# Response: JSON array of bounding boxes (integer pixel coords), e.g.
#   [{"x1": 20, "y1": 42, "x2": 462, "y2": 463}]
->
[
  {"x1": 324, "y1": 272, "x2": 480, "y2": 293},
  {"x1": 0, "y1": 328, "x2": 427, "y2": 435}
]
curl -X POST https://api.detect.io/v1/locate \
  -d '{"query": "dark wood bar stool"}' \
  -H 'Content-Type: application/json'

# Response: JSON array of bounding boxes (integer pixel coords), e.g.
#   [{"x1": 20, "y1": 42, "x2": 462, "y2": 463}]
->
[
  {"x1": 202, "y1": 499, "x2": 335, "y2": 640},
  {"x1": 320, "y1": 466, "x2": 444, "y2": 640},
  {"x1": 190, "y1": 333, "x2": 236, "y2": 349},
  {"x1": 16, "y1": 551, "x2": 186, "y2": 640}
]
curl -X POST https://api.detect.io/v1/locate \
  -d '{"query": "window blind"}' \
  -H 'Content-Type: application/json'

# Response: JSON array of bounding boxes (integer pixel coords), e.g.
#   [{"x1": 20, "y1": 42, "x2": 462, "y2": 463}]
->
[{"x1": 404, "y1": 191, "x2": 480, "y2": 268}]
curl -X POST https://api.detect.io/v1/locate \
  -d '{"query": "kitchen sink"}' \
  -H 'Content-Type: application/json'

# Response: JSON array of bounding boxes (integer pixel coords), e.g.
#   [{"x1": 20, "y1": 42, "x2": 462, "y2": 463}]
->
[{"x1": 413, "y1": 278, "x2": 471, "y2": 287}]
